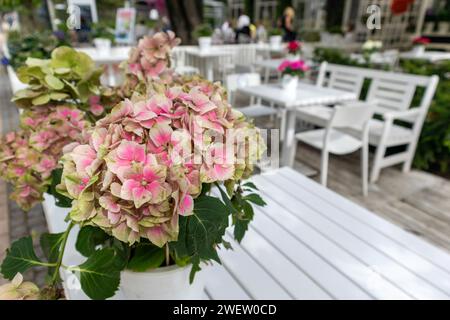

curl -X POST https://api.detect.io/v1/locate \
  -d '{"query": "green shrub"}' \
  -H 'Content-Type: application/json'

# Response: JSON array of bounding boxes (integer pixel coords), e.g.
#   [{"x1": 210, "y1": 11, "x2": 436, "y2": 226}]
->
[
  {"x1": 192, "y1": 23, "x2": 213, "y2": 39},
  {"x1": 400, "y1": 59, "x2": 450, "y2": 175}
]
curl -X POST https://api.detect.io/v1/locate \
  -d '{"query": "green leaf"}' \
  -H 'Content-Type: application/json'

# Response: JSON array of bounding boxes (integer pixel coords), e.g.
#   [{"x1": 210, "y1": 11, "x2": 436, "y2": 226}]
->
[
  {"x1": 243, "y1": 182, "x2": 259, "y2": 190},
  {"x1": 40, "y1": 232, "x2": 64, "y2": 263},
  {"x1": 172, "y1": 195, "x2": 229, "y2": 282},
  {"x1": 47, "y1": 168, "x2": 72, "y2": 208},
  {"x1": 234, "y1": 201, "x2": 254, "y2": 243},
  {"x1": 127, "y1": 243, "x2": 165, "y2": 272},
  {"x1": 1, "y1": 237, "x2": 46, "y2": 280},
  {"x1": 75, "y1": 226, "x2": 110, "y2": 257},
  {"x1": 45, "y1": 74, "x2": 64, "y2": 90},
  {"x1": 40, "y1": 232, "x2": 65, "y2": 281},
  {"x1": 215, "y1": 183, "x2": 238, "y2": 214},
  {"x1": 72, "y1": 248, "x2": 120, "y2": 300},
  {"x1": 49, "y1": 92, "x2": 69, "y2": 100},
  {"x1": 31, "y1": 93, "x2": 50, "y2": 105},
  {"x1": 243, "y1": 193, "x2": 267, "y2": 207}
]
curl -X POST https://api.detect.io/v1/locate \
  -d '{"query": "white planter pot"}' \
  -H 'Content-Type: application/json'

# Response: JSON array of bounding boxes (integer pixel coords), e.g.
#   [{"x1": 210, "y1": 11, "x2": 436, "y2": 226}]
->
[
  {"x1": 198, "y1": 36, "x2": 212, "y2": 52},
  {"x1": 120, "y1": 265, "x2": 204, "y2": 300},
  {"x1": 281, "y1": 75, "x2": 298, "y2": 96},
  {"x1": 412, "y1": 45, "x2": 425, "y2": 56},
  {"x1": 287, "y1": 54, "x2": 301, "y2": 60},
  {"x1": 94, "y1": 38, "x2": 112, "y2": 56},
  {"x1": 269, "y1": 35, "x2": 282, "y2": 48}
]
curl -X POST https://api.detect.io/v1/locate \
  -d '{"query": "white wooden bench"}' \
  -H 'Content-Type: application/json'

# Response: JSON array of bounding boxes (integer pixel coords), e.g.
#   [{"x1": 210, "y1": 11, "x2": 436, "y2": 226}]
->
[
  {"x1": 297, "y1": 63, "x2": 439, "y2": 183},
  {"x1": 42, "y1": 167, "x2": 450, "y2": 300}
]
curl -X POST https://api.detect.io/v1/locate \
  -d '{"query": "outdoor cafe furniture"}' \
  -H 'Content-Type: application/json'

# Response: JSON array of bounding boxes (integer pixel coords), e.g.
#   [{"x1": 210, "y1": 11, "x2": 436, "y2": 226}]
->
[
  {"x1": 292, "y1": 105, "x2": 374, "y2": 196},
  {"x1": 237, "y1": 81, "x2": 357, "y2": 167},
  {"x1": 295, "y1": 62, "x2": 439, "y2": 183},
  {"x1": 42, "y1": 167, "x2": 450, "y2": 299},
  {"x1": 400, "y1": 50, "x2": 450, "y2": 62},
  {"x1": 184, "y1": 47, "x2": 234, "y2": 81}
]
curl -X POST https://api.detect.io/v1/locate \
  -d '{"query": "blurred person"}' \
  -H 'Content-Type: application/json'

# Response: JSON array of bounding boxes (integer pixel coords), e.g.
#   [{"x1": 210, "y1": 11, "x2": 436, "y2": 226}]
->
[
  {"x1": 256, "y1": 21, "x2": 267, "y2": 43},
  {"x1": 235, "y1": 9, "x2": 251, "y2": 43},
  {"x1": 344, "y1": 23, "x2": 355, "y2": 43},
  {"x1": 279, "y1": 6, "x2": 296, "y2": 42}
]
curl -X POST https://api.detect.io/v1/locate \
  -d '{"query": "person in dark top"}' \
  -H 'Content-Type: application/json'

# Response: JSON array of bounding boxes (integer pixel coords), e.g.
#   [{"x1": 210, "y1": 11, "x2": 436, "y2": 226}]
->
[{"x1": 280, "y1": 6, "x2": 296, "y2": 42}]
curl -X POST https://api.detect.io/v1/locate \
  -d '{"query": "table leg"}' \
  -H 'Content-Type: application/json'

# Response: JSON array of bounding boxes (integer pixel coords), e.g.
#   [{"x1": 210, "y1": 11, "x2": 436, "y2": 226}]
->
[
  {"x1": 205, "y1": 59, "x2": 213, "y2": 82},
  {"x1": 281, "y1": 109, "x2": 297, "y2": 167},
  {"x1": 264, "y1": 67, "x2": 270, "y2": 83}
]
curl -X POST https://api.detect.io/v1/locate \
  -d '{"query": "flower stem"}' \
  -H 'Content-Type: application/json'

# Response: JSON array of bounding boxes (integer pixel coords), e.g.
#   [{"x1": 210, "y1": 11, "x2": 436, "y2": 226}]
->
[
  {"x1": 50, "y1": 222, "x2": 74, "y2": 285},
  {"x1": 165, "y1": 243, "x2": 170, "y2": 266}
]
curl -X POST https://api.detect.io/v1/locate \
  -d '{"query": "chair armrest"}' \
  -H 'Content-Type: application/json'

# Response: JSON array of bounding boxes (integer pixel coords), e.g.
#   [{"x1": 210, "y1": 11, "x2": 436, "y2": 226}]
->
[{"x1": 382, "y1": 108, "x2": 422, "y2": 121}]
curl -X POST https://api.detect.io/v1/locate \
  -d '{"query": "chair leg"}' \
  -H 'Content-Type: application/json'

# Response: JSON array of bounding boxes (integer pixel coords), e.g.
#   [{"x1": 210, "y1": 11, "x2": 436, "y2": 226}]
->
[
  {"x1": 371, "y1": 145, "x2": 386, "y2": 183},
  {"x1": 289, "y1": 139, "x2": 298, "y2": 168},
  {"x1": 279, "y1": 109, "x2": 287, "y2": 142},
  {"x1": 320, "y1": 150, "x2": 329, "y2": 187},
  {"x1": 402, "y1": 143, "x2": 414, "y2": 173},
  {"x1": 361, "y1": 145, "x2": 369, "y2": 197}
]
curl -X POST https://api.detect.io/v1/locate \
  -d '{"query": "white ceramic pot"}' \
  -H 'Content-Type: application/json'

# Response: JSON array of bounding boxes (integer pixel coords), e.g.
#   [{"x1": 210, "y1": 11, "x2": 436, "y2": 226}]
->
[
  {"x1": 412, "y1": 45, "x2": 425, "y2": 56},
  {"x1": 94, "y1": 38, "x2": 112, "y2": 56},
  {"x1": 198, "y1": 36, "x2": 212, "y2": 52},
  {"x1": 269, "y1": 35, "x2": 282, "y2": 48},
  {"x1": 287, "y1": 54, "x2": 301, "y2": 60},
  {"x1": 281, "y1": 75, "x2": 298, "y2": 96},
  {"x1": 120, "y1": 265, "x2": 204, "y2": 300}
]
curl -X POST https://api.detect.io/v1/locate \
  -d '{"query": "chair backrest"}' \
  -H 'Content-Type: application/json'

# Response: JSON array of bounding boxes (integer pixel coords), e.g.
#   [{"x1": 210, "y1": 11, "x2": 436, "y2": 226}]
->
[
  {"x1": 322, "y1": 63, "x2": 439, "y2": 124},
  {"x1": 226, "y1": 73, "x2": 261, "y2": 103},
  {"x1": 329, "y1": 105, "x2": 375, "y2": 130},
  {"x1": 317, "y1": 62, "x2": 365, "y2": 95}
]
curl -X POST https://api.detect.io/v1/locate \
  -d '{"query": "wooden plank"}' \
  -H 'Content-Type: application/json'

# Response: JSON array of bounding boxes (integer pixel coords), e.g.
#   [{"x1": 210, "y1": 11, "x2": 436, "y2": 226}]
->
[
  {"x1": 218, "y1": 234, "x2": 291, "y2": 299},
  {"x1": 276, "y1": 167, "x2": 450, "y2": 275},
  {"x1": 228, "y1": 228, "x2": 331, "y2": 299},
  {"x1": 255, "y1": 174, "x2": 450, "y2": 299},
  {"x1": 248, "y1": 178, "x2": 411, "y2": 299},
  {"x1": 201, "y1": 265, "x2": 251, "y2": 300},
  {"x1": 249, "y1": 208, "x2": 370, "y2": 299}
]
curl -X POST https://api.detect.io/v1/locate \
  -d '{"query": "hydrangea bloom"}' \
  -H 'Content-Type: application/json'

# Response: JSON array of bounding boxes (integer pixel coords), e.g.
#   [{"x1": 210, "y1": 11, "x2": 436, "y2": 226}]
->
[
  {"x1": 121, "y1": 31, "x2": 181, "y2": 91},
  {"x1": 0, "y1": 273, "x2": 40, "y2": 300},
  {"x1": 0, "y1": 105, "x2": 90, "y2": 211},
  {"x1": 58, "y1": 79, "x2": 265, "y2": 247}
]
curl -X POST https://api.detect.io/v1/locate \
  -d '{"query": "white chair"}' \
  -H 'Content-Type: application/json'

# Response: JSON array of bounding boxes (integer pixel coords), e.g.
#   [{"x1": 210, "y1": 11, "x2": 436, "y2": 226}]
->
[
  {"x1": 171, "y1": 48, "x2": 200, "y2": 76},
  {"x1": 296, "y1": 63, "x2": 439, "y2": 183},
  {"x1": 343, "y1": 73, "x2": 439, "y2": 183},
  {"x1": 226, "y1": 73, "x2": 279, "y2": 119},
  {"x1": 296, "y1": 62, "x2": 364, "y2": 127},
  {"x1": 291, "y1": 105, "x2": 374, "y2": 196}
]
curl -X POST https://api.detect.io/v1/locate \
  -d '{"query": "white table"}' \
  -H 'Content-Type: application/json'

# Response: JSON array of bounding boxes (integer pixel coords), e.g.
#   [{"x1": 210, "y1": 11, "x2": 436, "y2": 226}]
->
[
  {"x1": 400, "y1": 51, "x2": 450, "y2": 62},
  {"x1": 185, "y1": 47, "x2": 233, "y2": 81},
  {"x1": 238, "y1": 82, "x2": 357, "y2": 165},
  {"x1": 42, "y1": 167, "x2": 450, "y2": 299},
  {"x1": 76, "y1": 46, "x2": 131, "y2": 86}
]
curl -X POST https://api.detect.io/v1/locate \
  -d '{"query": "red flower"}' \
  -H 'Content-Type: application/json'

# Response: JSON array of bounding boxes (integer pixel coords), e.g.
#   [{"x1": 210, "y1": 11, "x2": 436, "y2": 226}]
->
[
  {"x1": 391, "y1": 0, "x2": 414, "y2": 15},
  {"x1": 287, "y1": 41, "x2": 301, "y2": 54},
  {"x1": 412, "y1": 36, "x2": 430, "y2": 45}
]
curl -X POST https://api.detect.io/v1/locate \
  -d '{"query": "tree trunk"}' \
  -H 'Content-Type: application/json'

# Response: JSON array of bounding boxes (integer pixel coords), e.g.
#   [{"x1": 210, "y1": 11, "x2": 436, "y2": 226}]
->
[{"x1": 166, "y1": 0, "x2": 203, "y2": 45}]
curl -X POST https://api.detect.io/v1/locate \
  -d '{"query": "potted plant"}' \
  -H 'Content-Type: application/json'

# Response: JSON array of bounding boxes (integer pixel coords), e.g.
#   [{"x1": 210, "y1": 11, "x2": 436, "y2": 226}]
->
[
  {"x1": 90, "y1": 23, "x2": 115, "y2": 56},
  {"x1": 361, "y1": 39, "x2": 383, "y2": 64},
  {"x1": 278, "y1": 59, "x2": 309, "y2": 95},
  {"x1": 412, "y1": 36, "x2": 430, "y2": 56},
  {"x1": 287, "y1": 40, "x2": 302, "y2": 59},
  {"x1": 0, "y1": 32, "x2": 267, "y2": 300},
  {"x1": 268, "y1": 28, "x2": 283, "y2": 48},
  {"x1": 0, "y1": 46, "x2": 114, "y2": 212},
  {"x1": 192, "y1": 24, "x2": 214, "y2": 51}
]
